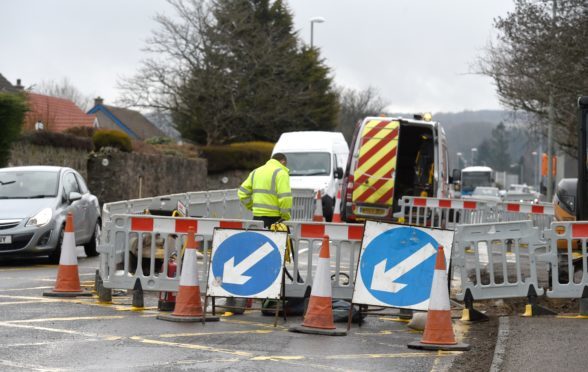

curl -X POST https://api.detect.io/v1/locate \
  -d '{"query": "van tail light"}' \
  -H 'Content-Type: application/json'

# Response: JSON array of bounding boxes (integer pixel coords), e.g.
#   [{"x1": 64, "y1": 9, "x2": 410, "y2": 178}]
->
[{"x1": 346, "y1": 175, "x2": 354, "y2": 202}]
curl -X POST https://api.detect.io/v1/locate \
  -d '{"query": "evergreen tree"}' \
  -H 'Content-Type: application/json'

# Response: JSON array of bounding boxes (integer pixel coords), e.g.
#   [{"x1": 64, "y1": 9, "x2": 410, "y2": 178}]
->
[
  {"x1": 121, "y1": 0, "x2": 338, "y2": 145},
  {"x1": 0, "y1": 93, "x2": 27, "y2": 167},
  {"x1": 489, "y1": 122, "x2": 511, "y2": 171}
]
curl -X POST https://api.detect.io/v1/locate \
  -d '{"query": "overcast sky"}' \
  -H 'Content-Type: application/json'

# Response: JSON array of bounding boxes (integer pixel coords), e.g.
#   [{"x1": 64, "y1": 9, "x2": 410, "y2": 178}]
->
[{"x1": 0, "y1": 0, "x2": 514, "y2": 113}]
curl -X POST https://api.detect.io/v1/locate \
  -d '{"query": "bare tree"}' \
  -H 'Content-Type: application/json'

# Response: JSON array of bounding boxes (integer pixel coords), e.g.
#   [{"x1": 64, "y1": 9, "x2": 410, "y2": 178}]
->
[
  {"x1": 336, "y1": 86, "x2": 386, "y2": 144},
  {"x1": 478, "y1": 0, "x2": 588, "y2": 156},
  {"x1": 33, "y1": 77, "x2": 93, "y2": 111}
]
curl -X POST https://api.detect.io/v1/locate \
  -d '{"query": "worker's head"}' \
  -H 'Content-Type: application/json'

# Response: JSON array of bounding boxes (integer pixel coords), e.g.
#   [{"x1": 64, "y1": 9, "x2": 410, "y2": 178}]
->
[{"x1": 272, "y1": 153, "x2": 287, "y2": 166}]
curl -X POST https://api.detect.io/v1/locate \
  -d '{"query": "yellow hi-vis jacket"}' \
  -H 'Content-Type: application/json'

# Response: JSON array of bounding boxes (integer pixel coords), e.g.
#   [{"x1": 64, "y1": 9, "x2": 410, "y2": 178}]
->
[{"x1": 238, "y1": 159, "x2": 292, "y2": 220}]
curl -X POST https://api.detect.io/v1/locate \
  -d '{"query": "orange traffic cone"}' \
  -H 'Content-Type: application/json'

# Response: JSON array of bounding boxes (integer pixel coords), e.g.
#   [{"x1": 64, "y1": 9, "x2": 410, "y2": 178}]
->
[
  {"x1": 332, "y1": 186, "x2": 342, "y2": 223},
  {"x1": 157, "y1": 226, "x2": 219, "y2": 323},
  {"x1": 313, "y1": 191, "x2": 324, "y2": 222},
  {"x1": 44, "y1": 213, "x2": 91, "y2": 297},
  {"x1": 408, "y1": 246, "x2": 469, "y2": 351},
  {"x1": 289, "y1": 236, "x2": 347, "y2": 336}
]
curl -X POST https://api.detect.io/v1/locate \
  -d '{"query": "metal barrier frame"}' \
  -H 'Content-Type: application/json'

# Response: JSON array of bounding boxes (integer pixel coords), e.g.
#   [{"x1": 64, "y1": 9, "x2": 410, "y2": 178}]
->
[
  {"x1": 102, "y1": 188, "x2": 316, "y2": 222},
  {"x1": 453, "y1": 220, "x2": 547, "y2": 302},
  {"x1": 98, "y1": 215, "x2": 264, "y2": 292},
  {"x1": 544, "y1": 222, "x2": 588, "y2": 299}
]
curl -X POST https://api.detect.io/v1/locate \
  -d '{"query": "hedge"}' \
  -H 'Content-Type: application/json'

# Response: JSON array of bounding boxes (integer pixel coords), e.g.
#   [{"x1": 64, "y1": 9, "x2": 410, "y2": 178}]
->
[
  {"x1": 19, "y1": 131, "x2": 93, "y2": 151},
  {"x1": 199, "y1": 141, "x2": 274, "y2": 173}
]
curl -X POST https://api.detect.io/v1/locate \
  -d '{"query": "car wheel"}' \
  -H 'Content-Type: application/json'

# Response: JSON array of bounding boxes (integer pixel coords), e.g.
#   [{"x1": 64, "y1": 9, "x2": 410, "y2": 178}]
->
[
  {"x1": 84, "y1": 221, "x2": 101, "y2": 257},
  {"x1": 48, "y1": 227, "x2": 64, "y2": 264}
]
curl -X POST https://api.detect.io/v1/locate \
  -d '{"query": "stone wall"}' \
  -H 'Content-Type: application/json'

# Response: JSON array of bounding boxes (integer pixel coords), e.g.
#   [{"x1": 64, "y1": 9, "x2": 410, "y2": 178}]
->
[
  {"x1": 207, "y1": 169, "x2": 252, "y2": 190},
  {"x1": 9, "y1": 144, "x2": 208, "y2": 206},
  {"x1": 9, "y1": 143, "x2": 89, "y2": 179},
  {"x1": 87, "y1": 150, "x2": 207, "y2": 205}
]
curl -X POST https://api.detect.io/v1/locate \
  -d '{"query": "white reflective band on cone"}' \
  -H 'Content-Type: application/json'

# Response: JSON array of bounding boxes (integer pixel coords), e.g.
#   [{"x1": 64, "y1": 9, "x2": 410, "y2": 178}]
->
[
  {"x1": 179, "y1": 249, "x2": 199, "y2": 286},
  {"x1": 310, "y1": 257, "x2": 332, "y2": 297},
  {"x1": 59, "y1": 232, "x2": 78, "y2": 266},
  {"x1": 428, "y1": 269, "x2": 450, "y2": 311}
]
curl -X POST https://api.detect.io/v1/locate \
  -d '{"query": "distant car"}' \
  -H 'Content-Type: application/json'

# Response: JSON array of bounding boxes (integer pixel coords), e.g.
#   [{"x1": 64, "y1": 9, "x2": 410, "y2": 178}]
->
[
  {"x1": 505, "y1": 184, "x2": 536, "y2": 202},
  {"x1": 466, "y1": 186, "x2": 502, "y2": 203},
  {"x1": 0, "y1": 166, "x2": 101, "y2": 262}
]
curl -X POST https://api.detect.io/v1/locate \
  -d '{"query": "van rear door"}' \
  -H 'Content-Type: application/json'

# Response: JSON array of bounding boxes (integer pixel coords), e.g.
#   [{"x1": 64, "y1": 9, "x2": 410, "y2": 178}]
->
[{"x1": 352, "y1": 119, "x2": 400, "y2": 217}]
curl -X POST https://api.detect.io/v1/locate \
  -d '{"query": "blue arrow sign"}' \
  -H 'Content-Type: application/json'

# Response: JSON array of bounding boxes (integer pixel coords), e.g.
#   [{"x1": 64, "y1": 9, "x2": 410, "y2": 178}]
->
[
  {"x1": 211, "y1": 231, "x2": 282, "y2": 297},
  {"x1": 359, "y1": 226, "x2": 439, "y2": 307}
]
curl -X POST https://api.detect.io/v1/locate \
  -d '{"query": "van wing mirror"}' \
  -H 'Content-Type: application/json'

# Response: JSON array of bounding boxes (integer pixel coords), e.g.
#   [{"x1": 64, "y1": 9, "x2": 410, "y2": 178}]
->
[
  {"x1": 452, "y1": 169, "x2": 461, "y2": 182},
  {"x1": 335, "y1": 167, "x2": 344, "y2": 179}
]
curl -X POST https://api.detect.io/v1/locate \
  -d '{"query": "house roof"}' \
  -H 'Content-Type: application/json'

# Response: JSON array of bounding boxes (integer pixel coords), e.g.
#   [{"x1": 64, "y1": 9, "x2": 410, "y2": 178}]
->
[
  {"x1": 0, "y1": 73, "x2": 18, "y2": 93},
  {"x1": 25, "y1": 93, "x2": 96, "y2": 132},
  {"x1": 88, "y1": 103, "x2": 165, "y2": 140}
]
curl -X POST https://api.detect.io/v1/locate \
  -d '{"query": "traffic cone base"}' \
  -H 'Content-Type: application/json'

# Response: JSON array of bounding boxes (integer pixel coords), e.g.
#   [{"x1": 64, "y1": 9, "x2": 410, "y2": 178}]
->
[
  {"x1": 173, "y1": 285, "x2": 203, "y2": 316},
  {"x1": 302, "y1": 296, "x2": 335, "y2": 329},
  {"x1": 289, "y1": 324, "x2": 347, "y2": 336},
  {"x1": 420, "y1": 310, "x2": 456, "y2": 345},
  {"x1": 408, "y1": 339, "x2": 470, "y2": 351},
  {"x1": 288, "y1": 235, "x2": 347, "y2": 336},
  {"x1": 158, "y1": 227, "x2": 218, "y2": 323},
  {"x1": 407, "y1": 246, "x2": 469, "y2": 351},
  {"x1": 157, "y1": 313, "x2": 219, "y2": 323},
  {"x1": 43, "y1": 213, "x2": 90, "y2": 298}
]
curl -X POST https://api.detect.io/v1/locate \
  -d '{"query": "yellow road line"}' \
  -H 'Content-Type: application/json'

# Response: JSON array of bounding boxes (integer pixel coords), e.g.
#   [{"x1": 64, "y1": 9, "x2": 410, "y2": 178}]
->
[
  {"x1": 379, "y1": 316, "x2": 410, "y2": 323},
  {"x1": 0, "y1": 266, "x2": 55, "y2": 272},
  {"x1": 160, "y1": 329, "x2": 273, "y2": 338},
  {"x1": 0, "y1": 286, "x2": 53, "y2": 292},
  {"x1": 130, "y1": 336, "x2": 254, "y2": 357},
  {"x1": 0, "y1": 301, "x2": 55, "y2": 306},
  {"x1": 250, "y1": 355, "x2": 304, "y2": 361},
  {"x1": 0, "y1": 322, "x2": 122, "y2": 341},
  {"x1": 220, "y1": 318, "x2": 288, "y2": 330}
]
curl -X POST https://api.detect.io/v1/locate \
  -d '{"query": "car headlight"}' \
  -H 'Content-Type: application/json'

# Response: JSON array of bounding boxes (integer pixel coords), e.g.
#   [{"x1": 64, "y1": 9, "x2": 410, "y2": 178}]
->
[{"x1": 26, "y1": 208, "x2": 53, "y2": 227}]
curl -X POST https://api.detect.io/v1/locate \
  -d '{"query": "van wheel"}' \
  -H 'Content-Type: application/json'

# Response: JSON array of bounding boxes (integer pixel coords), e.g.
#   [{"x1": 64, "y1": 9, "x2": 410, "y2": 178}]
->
[{"x1": 322, "y1": 195, "x2": 334, "y2": 222}]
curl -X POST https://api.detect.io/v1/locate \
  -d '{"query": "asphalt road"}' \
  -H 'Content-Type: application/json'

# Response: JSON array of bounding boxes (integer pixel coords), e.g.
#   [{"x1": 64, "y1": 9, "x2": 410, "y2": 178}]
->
[{"x1": 0, "y1": 248, "x2": 468, "y2": 372}]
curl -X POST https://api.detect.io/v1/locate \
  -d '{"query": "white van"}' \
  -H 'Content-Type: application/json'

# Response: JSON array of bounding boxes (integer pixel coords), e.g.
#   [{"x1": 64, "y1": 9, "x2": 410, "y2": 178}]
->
[{"x1": 272, "y1": 131, "x2": 349, "y2": 221}]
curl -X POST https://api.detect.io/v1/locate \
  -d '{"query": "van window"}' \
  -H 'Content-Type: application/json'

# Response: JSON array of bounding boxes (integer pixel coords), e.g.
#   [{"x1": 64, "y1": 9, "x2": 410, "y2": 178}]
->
[{"x1": 286, "y1": 152, "x2": 331, "y2": 176}]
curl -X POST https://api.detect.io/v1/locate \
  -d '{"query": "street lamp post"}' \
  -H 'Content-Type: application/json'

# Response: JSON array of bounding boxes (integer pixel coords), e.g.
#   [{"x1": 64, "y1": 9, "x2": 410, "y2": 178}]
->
[
  {"x1": 310, "y1": 17, "x2": 325, "y2": 48},
  {"x1": 532, "y1": 151, "x2": 538, "y2": 191},
  {"x1": 471, "y1": 148, "x2": 477, "y2": 167}
]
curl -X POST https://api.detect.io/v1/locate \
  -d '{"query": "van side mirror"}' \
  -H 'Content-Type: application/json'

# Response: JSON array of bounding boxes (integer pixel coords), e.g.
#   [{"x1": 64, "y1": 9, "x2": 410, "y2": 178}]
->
[
  {"x1": 452, "y1": 169, "x2": 461, "y2": 182},
  {"x1": 335, "y1": 167, "x2": 344, "y2": 179}
]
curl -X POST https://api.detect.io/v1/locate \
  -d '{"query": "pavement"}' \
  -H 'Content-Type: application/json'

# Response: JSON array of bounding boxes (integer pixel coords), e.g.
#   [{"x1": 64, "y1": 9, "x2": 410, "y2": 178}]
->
[{"x1": 491, "y1": 315, "x2": 588, "y2": 372}]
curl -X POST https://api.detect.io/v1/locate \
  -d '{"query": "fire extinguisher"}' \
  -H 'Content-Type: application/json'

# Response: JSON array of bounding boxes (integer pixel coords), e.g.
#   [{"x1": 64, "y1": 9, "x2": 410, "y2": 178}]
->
[{"x1": 158, "y1": 257, "x2": 177, "y2": 312}]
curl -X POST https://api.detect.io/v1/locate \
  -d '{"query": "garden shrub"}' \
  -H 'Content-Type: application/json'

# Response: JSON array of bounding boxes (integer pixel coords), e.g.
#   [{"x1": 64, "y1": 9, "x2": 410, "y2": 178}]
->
[{"x1": 92, "y1": 129, "x2": 132, "y2": 152}]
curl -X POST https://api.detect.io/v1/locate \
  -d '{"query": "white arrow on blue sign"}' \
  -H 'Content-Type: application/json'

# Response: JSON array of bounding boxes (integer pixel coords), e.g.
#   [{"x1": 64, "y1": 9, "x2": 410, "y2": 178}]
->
[
  {"x1": 352, "y1": 221, "x2": 454, "y2": 310},
  {"x1": 207, "y1": 229, "x2": 286, "y2": 299}
]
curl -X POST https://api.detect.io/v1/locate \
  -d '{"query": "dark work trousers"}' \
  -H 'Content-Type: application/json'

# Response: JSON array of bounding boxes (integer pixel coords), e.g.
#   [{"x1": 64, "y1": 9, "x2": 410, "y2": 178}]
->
[{"x1": 253, "y1": 216, "x2": 281, "y2": 229}]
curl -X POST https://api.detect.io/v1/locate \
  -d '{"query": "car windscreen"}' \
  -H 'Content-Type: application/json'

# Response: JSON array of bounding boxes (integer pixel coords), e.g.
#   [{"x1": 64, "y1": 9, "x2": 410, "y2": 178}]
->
[
  {"x1": 286, "y1": 152, "x2": 331, "y2": 176},
  {"x1": 0, "y1": 171, "x2": 60, "y2": 199},
  {"x1": 461, "y1": 172, "x2": 492, "y2": 193}
]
